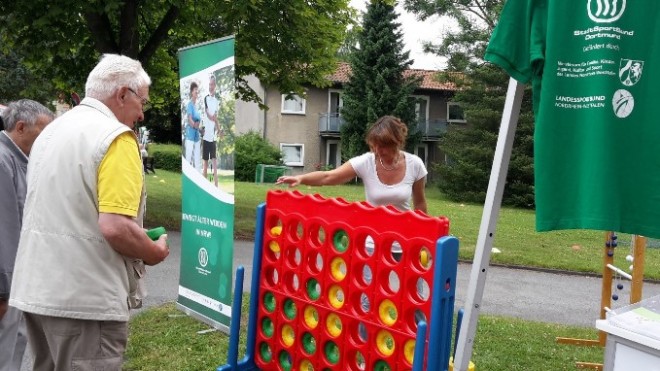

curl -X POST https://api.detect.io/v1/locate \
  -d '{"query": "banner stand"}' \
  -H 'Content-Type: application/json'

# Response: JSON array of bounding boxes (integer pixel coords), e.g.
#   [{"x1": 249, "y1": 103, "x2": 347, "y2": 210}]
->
[{"x1": 177, "y1": 36, "x2": 236, "y2": 332}]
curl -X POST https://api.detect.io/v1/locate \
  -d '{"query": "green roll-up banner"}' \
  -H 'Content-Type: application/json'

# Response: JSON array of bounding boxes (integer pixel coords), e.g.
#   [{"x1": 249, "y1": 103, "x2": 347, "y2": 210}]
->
[{"x1": 177, "y1": 36, "x2": 235, "y2": 331}]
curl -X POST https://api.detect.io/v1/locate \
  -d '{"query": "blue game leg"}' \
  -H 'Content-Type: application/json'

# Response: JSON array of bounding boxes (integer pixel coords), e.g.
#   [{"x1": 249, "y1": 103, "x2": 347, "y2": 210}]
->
[
  {"x1": 228, "y1": 267, "x2": 245, "y2": 368},
  {"x1": 217, "y1": 203, "x2": 267, "y2": 371},
  {"x1": 427, "y1": 236, "x2": 459, "y2": 371},
  {"x1": 412, "y1": 321, "x2": 428, "y2": 371}
]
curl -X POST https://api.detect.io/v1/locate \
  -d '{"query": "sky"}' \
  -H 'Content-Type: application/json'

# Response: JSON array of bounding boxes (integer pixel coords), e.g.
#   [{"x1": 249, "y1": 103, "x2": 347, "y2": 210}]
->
[{"x1": 348, "y1": 0, "x2": 452, "y2": 70}]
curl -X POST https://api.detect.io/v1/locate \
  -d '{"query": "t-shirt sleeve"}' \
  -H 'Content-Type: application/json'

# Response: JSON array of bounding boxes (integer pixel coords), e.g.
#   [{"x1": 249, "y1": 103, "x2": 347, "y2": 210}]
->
[
  {"x1": 413, "y1": 156, "x2": 428, "y2": 181},
  {"x1": 98, "y1": 132, "x2": 142, "y2": 217},
  {"x1": 348, "y1": 152, "x2": 371, "y2": 179},
  {"x1": 484, "y1": 0, "x2": 547, "y2": 83}
]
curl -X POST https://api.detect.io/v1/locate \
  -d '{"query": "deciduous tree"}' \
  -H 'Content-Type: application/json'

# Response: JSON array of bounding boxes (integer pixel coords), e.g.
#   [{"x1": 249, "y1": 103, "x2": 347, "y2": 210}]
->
[
  {"x1": 404, "y1": 0, "x2": 535, "y2": 207},
  {"x1": 0, "y1": 1, "x2": 352, "y2": 141}
]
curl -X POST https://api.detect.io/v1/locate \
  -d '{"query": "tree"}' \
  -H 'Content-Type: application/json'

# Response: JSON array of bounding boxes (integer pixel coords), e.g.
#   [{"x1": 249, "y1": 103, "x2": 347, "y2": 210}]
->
[
  {"x1": 403, "y1": 0, "x2": 501, "y2": 72},
  {"x1": 340, "y1": 0, "x2": 420, "y2": 161},
  {"x1": 404, "y1": 0, "x2": 536, "y2": 208},
  {"x1": 0, "y1": 52, "x2": 53, "y2": 105},
  {"x1": 0, "y1": 1, "x2": 352, "y2": 141}
]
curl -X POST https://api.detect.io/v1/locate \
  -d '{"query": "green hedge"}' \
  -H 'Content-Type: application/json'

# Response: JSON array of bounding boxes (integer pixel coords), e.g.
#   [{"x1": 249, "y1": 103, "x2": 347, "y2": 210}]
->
[
  {"x1": 234, "y1": 131, "x2": 282, "y2": 182},
  {"x1": 149, "y1": 143, "x2": 182, "y2": 173}
]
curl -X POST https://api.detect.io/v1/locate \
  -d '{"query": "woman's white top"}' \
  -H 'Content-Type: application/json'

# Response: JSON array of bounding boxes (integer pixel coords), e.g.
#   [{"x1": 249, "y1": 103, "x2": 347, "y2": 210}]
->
[{"x1": 349, "y1": 151, "x2": 427, "y2": 211}]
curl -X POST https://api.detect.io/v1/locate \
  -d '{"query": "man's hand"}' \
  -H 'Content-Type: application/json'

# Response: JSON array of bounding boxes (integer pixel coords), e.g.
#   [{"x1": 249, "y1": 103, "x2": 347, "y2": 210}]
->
[
  {"x1": 145, "y1": 234, "x2": 169, "y2": 266},
  {"x1": 99, "y1": 213, "x2": 170, "y2": 265}
]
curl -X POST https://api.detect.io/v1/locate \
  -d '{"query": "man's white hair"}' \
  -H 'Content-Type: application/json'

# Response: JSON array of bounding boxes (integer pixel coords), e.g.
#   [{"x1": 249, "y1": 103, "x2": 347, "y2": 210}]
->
[
  {"x1": 85, "y1": 54, "x2": 151, "y2": 100},
  {"x1": 1, "y1": 99, "x2": 54, "y2": 132}
]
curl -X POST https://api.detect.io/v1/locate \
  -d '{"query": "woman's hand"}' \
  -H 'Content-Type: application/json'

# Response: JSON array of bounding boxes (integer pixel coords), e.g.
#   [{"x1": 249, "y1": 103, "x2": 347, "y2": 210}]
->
[{"x1": 276, "y1": 175, "x2": 301, "y2": 187}]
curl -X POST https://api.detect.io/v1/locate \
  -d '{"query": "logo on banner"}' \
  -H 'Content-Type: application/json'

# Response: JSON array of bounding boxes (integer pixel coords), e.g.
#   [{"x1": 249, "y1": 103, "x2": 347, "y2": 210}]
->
[
  {"x1": 588, "y1": 0, "x2": 626, "y2": 23},
  {"x1": 198, "y1": 247, "x2": 209, "y2": 267},
  {"x1": 619, "y1": 59, "x2": 644, "y2": 86}
]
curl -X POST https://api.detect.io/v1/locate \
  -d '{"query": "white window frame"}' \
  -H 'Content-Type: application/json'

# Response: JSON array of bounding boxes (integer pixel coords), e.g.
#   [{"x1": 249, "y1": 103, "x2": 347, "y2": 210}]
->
[
  {"x1": 412, "y1": 95, "x2": 430, "y2": 124},
  {"x1": 325, "y1": 139, "x2": 342, "y2": 168},
  {"x1": 281, "y1": 94, "x2": 306, "y2": 115},
  {"x1": 280, "y1": 143, "x2": 305, "y2": 166},
  {"x1": 447, "y1": 102, "x2": 466, "y2": 123},
  {"x1": 415, "y1": 143, "x2": 429, "y2": 166},
  {"x1": 328, "y1": 89, "x2": 343, "y2": 114}
]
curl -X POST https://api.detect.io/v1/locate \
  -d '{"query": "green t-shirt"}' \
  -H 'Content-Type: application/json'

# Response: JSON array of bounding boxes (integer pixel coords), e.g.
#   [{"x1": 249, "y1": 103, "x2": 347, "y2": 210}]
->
[{"x1": 485, "y1": 0, "x2": 660, "y2": 237}]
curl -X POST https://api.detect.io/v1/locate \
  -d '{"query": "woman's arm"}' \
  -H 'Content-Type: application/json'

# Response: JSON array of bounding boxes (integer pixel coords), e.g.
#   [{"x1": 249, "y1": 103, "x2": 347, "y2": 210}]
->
[
  {"x1": 276, "y1": 161, "x2": 357, "y2": 187},
  {"x1": 412, "y1": 177, "x2": 427, "y2": 213}
]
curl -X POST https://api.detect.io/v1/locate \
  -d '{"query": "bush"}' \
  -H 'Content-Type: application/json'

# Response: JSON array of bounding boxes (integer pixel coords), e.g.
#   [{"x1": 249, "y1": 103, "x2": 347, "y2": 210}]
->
[
  {"x1": 149, "y1": 143, "x2": 182, "y2": 173},
  {"x1": 235, "y1": 131, "x2": 282, "y2": 182}
]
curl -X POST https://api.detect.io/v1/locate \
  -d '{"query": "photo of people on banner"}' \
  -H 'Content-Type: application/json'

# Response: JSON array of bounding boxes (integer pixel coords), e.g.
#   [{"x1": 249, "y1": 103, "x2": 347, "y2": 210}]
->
[{"x1": 180, "y1": 66, "x2": 235, "y2": 192}]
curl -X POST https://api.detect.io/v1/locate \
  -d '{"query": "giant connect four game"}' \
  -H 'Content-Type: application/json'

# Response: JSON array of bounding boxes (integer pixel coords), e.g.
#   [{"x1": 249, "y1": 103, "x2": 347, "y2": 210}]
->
[{"x1": 219, "y1": 190, "x2": 459, "y2": 371}]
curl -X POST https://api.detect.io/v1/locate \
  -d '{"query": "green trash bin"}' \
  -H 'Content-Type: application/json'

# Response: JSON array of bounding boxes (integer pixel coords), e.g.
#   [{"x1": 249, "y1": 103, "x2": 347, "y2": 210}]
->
[{"x1": 255, "y1": 164, "x2": 289, "y2": 183}]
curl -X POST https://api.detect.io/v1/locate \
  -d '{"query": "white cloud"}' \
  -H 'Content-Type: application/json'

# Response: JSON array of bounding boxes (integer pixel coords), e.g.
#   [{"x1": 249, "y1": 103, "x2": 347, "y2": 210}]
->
[{"x1": 349, "y1": 0, "x2": 451, "y2": 70}]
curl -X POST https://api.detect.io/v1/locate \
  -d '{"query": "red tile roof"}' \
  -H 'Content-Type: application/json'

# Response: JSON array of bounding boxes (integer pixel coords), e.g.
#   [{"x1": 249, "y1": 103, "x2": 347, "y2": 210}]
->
[{"x1": 328, "y1": 62, "x2": 459, "y2": 91}]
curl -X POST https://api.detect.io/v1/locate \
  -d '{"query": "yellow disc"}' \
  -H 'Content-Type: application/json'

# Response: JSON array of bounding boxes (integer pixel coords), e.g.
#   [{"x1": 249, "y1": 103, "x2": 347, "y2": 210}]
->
[
  {"x1": 328, "y1": 285, "x2": 344, "y2": 309},
  {"x1": 420, "y1": 249, "x2": 429, "y2": 267},
  {"x1": 281, "y1": 324, "x2": 295, "y2": 347},
  {"x1": 378, "y1": 299, "x2": 398, "y2": 326},
  {"x1": 376, "y1": 330, "x2": 395, "y2": 357},
  {"x1": 404, "y1": 339, "x2": 416, "y2": 365},
  {"x1": 300, "y1": 359, "x2": 314, "y2": 371},
  {"x1": 271, "y1": 226, "x2": 282, "y2": 236},
  {"x1": 330, "y1": 257, "x2": 346, "y2": 281},
  {"x1": 269, "y1": 226, "x2": 282, "y2": 253},
  {"x1": 268, "y1": 241, "x2": 280, "y2": 253},
  {"x1": 304, "y1": 306, "x2": 319, "y2": 329},
  {"x1": 326, "y1": 313, "x2": 342, "y2": 338}
]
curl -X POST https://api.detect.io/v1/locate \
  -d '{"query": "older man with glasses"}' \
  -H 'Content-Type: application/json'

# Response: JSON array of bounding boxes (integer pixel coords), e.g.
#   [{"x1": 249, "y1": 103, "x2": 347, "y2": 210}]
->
[{"x1": 9, "y1": 54, "x2": 169, "y2": 370}]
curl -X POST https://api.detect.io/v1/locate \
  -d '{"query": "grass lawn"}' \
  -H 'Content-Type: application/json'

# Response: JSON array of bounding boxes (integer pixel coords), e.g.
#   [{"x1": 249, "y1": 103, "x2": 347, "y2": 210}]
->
[
  {"x1": 133, "y1": 169, "x2": 654, "y2": 370},
  {"x1": 125, "y1": 300, "x2": 604, "y2": 371},
  {"x1": 145, "y1": 170, "x2": 660, "y2": 280}
]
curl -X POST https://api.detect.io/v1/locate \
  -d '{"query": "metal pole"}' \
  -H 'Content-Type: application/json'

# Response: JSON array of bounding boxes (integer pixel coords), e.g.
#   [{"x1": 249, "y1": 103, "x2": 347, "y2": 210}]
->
[{"x1": 453, "y1": 78, "x2": 525, "y2": 370}]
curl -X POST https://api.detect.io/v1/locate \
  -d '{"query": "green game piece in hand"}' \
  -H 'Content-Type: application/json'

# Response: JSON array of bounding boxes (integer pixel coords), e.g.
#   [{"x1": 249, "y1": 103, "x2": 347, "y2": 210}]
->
[{"x1": 146, "y1": 226, "x2": 167, "y2": 241}]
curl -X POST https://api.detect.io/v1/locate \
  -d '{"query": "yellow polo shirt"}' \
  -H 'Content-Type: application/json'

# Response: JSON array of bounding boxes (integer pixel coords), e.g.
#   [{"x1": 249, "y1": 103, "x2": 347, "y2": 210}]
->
[{"x1": 98, "y1": 132, "x2": 142, "y2": 217}]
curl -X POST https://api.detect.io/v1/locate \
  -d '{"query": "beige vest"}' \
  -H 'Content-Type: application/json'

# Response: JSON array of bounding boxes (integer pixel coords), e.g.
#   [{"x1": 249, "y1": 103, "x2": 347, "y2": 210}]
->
[{"x1": 10, "y1": 98, "x2": 145, "y2": 321}]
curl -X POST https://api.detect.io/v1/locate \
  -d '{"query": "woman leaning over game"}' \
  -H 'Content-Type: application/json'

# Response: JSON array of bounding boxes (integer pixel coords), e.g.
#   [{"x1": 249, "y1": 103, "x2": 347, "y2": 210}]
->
[{"x1": 276, "y1": 115, "x2": 428, "y2": 214}]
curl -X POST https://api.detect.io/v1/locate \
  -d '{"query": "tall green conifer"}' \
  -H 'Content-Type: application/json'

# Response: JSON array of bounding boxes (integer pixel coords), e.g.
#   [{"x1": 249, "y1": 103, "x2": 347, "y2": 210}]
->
[{"x1": 340, "y1": 0, "x2": 420, "y2": 161}]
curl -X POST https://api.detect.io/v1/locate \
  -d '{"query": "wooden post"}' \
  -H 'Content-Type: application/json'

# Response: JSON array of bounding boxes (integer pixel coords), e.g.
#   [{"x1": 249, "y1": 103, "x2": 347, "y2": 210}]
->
[{"x1": 629, "y1": 235, "x2": 646, "y2": 303}]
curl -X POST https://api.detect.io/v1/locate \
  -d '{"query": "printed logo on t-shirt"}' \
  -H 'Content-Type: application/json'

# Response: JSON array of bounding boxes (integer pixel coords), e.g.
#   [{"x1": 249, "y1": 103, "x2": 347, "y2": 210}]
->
[
  {"x1": 588, "y1": 0, "x2": 626, "y2": 23},
  {"x1": 619, "y1": 59, "x2": 644, "y2": 86},
  {"x1": 612, "y1": 89, "x2": 634, "y2": 118}
]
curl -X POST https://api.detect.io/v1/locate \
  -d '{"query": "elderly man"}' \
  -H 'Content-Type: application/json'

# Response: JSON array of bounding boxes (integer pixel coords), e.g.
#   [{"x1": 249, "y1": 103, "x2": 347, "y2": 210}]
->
[
  {"x1": 10, "y1": 54, "x2": 169, "y2": 370},
  {"x1": 0, "y1": 99, "x2": 54, "y2": 371}
]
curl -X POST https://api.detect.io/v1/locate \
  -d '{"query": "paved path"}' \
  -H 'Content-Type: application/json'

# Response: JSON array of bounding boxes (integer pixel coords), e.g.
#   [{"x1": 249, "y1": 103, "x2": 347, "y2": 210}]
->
[
  {"x1": 20, "y1": 231, "x2": 660, "y2": 369},
  {"x1": 141, "y1": 232, "x2": 660, "y2": 327}
]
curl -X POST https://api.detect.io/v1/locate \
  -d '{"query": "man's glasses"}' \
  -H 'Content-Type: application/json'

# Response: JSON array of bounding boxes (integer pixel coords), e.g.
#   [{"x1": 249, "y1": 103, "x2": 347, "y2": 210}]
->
[{"x1": 127, "y1": 88, "x2": 151, "y2": 111}]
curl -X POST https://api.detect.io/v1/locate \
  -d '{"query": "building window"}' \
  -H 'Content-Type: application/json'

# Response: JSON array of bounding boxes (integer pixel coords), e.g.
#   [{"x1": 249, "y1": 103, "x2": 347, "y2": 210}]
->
[
  {"x1": 413, "y1": 95, "x2": 430, "y2": 124},
  {"x1": 447, "y1": 102, "x2": 466, "y2": 123},
  {"x1": 281, "y1": 94, "x2": 306, "y2": 115},
  {"x1": 415, "y1": 144, "x2": 428, "y2": 166},
  {"x1": 325, "y1": 140, "x2": 341, "y2": 169},
  {"x1": 328, "y1": 90, "x2": 343, "y2": 115},
  {"x1": 280, "y1": 143, "x2": 304, "y2": 166}
]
